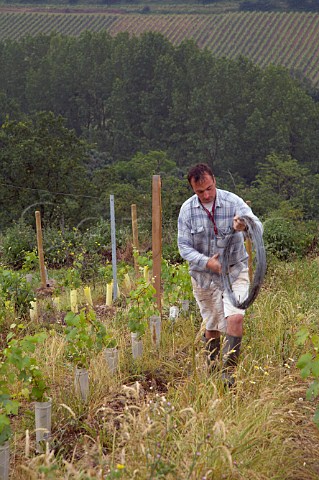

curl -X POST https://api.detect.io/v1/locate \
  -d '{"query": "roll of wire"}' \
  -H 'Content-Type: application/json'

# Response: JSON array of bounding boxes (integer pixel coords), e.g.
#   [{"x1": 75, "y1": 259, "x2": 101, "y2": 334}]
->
[{"x1": 221, "y1": 216, "x2": 267, "y2": 309}]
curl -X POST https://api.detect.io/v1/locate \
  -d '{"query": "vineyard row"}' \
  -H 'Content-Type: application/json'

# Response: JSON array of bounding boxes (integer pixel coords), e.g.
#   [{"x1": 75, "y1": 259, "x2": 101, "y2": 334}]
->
[{"x1": 1, "y1": 11, "x2": 319, "y2": 84}]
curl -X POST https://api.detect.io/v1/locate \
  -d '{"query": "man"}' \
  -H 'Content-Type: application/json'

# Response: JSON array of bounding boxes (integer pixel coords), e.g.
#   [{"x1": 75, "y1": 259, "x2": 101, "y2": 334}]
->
[{"x1": 177, "y1": 163, "x2": 262, "y2": 386}]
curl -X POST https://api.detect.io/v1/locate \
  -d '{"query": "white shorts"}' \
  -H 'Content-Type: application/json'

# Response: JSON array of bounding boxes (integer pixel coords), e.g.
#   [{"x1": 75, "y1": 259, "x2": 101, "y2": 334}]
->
[{"x1": 191, "y1": 269, "x2": 249, "y2": 332}]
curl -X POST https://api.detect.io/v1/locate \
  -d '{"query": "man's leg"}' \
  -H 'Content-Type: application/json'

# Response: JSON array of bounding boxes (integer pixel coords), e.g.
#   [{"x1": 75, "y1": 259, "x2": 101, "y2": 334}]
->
[
  {"x1": 222, "y1": 314, "x2": 243, "y2": 387},
  {"x1": 222, "y1": 269, "x2": 249, "y2": 387},
  {"x1": 203, "y1": 331, "x2": 221, "y2": 369},
  {"x1": 191, "y1": 278, "x2": 225, "y2": 369}
]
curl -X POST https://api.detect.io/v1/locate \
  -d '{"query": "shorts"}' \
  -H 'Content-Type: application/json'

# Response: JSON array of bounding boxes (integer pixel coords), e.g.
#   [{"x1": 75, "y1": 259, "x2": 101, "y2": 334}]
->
[{"x1": 191, "y1": 268, "x2": 249, "y2": 332}]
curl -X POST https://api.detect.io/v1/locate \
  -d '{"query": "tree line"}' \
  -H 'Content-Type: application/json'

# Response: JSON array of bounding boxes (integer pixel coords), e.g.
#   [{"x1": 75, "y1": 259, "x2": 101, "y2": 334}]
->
[
  {"x1": 0, "y1": 31, "x2": 318, "y2": 242},
  {"x1": 1, "y1": 0, "x2": 318, "y2": 10},
  {"x1": 239, "y1": 0, "x2": 319, "y2": 11}
]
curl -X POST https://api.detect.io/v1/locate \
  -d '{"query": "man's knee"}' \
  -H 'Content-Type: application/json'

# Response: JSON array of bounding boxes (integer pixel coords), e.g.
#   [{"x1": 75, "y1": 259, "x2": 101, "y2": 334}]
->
[
  {"x1": 205, "y1": 329, "x2": 221, "y2": 339},
  {"x1": 226, "y1": 314, "x2": 244, "y2": 334}
]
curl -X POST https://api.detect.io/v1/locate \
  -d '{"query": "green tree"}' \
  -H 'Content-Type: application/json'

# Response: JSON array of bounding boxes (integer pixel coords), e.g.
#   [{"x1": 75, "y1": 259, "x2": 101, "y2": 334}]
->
[
  {"x1": 248, "y1": 153, "x2": 319, "y2": 220},
  {"x1": 246, "y1": 65, "x2": 319, "y2": 175},
  {"x1": 0, "y1": 112, "x2": 93, "y2": 229},
  {"x1": 93, "y1": 150, "x2": 187, "y2": 228},
  {"x1": 0, "y1": 92, "x2": 22, "y2": 124}
]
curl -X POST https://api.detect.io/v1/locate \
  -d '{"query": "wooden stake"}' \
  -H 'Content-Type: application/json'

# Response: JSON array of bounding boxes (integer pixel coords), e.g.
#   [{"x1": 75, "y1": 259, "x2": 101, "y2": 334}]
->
[
  {"x1": 131, "y1": 204, "x2": 139, "y2": 275},
  {"x1": 245, "y1": 201, "x2": 253, "y2": 283},
  {"x1": 35, "y1": 211, "x2": 47, "y2": 288},
  {"x1": 152, "y1": 175, "x2": 162, "y2": 313},
  {"x1": 110, "y1": 195, "x2": 118, "y2": 300}
]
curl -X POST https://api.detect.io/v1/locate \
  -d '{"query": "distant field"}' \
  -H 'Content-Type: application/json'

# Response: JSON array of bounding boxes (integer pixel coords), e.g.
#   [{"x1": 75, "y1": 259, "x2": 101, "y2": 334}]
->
[{"x1": 1, "y1": 8, "x2": 319, "y2": 85}]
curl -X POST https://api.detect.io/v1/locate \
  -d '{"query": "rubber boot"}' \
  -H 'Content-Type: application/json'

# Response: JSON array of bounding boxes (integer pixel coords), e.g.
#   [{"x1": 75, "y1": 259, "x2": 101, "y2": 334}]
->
[
  {"x1": 202, "y1": 335, "x2": 221, "y2": 371},
  {"x1": 222, "y1": 335, "x2": 242, "y2": 388}
]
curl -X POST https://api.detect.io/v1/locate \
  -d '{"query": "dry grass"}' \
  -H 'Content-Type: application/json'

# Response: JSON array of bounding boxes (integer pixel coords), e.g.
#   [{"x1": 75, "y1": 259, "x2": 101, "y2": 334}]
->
[{"x1": 6, "y1": 258, "x2": 319, "y2": 479}]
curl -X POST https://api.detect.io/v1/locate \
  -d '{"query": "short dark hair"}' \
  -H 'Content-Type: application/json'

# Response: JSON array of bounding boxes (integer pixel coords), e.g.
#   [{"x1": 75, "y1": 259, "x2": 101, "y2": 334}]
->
[{"x1": 187, "y1": 163, "x2": 214, "y2": 185}]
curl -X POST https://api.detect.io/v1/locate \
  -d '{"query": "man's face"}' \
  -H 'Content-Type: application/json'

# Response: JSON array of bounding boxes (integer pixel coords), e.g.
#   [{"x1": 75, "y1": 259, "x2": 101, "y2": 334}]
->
[{"x1": 190, "y1": 174, "x2": 216, "y2": 204}]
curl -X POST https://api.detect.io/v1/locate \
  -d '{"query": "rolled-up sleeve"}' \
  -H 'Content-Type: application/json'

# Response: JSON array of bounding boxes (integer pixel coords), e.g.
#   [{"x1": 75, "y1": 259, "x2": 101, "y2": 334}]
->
[{"x1": 235, "y1": 197, "x2": 263, "y2": 235}]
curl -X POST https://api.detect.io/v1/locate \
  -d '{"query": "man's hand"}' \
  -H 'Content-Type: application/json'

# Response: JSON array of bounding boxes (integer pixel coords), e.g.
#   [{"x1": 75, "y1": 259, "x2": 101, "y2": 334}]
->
[
  {"x1": 233, "y1": 215, "x2": 246, "y2": 232},
  {"x1": 206, "y1": 253, "x2": 222, "y2": 274}
]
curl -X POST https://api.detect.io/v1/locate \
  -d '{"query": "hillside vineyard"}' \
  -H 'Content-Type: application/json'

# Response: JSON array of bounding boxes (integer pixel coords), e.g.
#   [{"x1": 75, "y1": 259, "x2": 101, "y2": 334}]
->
[{"x1": 1, "y1": 11, "x2": 319, "y2": 84}]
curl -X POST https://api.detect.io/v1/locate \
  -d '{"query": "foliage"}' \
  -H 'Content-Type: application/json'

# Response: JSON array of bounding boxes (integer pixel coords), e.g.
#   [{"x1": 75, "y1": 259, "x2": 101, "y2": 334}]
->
[
  {"x1": 42, "y1": 227, "x2": 81, "y2": 268},
  {"x1": 162, "y1": 260, "x2": 193, "y2": 307},
  {"x1": 263, "y1": 217, "x2": 317, "y2": 260},
  {"x1": 94, "y1": 317, "x2": 117, "y2": 350},
  {"x1": 60, "y1": 258, "x2": 83, "y2": 290},
  {"x1": 239, "y1": 0, "x2": 278, "y2": 11},
  {"x1": 0, "y1": 33, "x2": 318, "y2": 273},
  {"x1": 127, "y1": 277, "x2": 159, "y2": 338},
  {"x1": 0, "y1": 256, "x2": 318, "y2": 474},
  {"x1": 0, "y1": 32, "x2": 318, "y2": 227},
  {"x1": 0, "y1": 396, "x2": 19, "y2": 445},
  {"x1": 43, "y1": 220, "x2": 115, "y2": 268},
  {"x1": 94, "y1": 151, "x2": 187, "y2": 232},
  {"x1": 65, "y1": 310, "x2": 96, "y2": 369},
  {"x1": 78, "y1": 220, "x2": 112, "y2": 252},
  {"x1": 2, "y1": 10, "x2": 319, "y2": 87},
  {"x1": 248, "y1": 154, "x2": 319, "y2": 220},
  {"x1": 288, "y1": 0, "x2": 319, "y2": 11},
  {"x1": 0, "y1": 220, "x2": 36, "y2": 269},
  {"x1": 98, "y1": 262, "x2": 114, "y2": 284},
  {"x1": 0, "y1": 325, "x2": 48, "y2": 444},
  {"x1": 0, "y1": 267, "x2": 35, "y2": 316},
  {"x1": 0, "y1": 112, "x2": 94, "y2": 230},
  {"x1": 65, "y1": 309, "x2": 116, "y2": 368},
  {"x1": 296, "y1": 327, "x2": 319, "y2": 426},
  {"x1": 3, "y1": 327, "x2": 48, "y2": 401},
  {"x1": 21, "y1": 249, "x2": 38, "y2": 273}
]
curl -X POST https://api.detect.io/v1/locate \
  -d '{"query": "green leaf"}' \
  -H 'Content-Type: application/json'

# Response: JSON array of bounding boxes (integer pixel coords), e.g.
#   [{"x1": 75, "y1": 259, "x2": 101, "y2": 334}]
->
[
  {"x1": 297, "y1": 353, "x2": 313, "y2": 379},
  {"x1": 6, "y1": 332, "x2": 15, "y2": 341},
  {"x1": 311, "y1": 334, "x2": 319, "y2": 351},
  {"x1": 313, "y1": 406, "x2": 319, "y2": 428},
  {"x1": 295, "y1": 327, "x2": 309, "y2": 345},
  {"x1": 296, "y1": 352, "x2": 312, "y2": 369},
  {"x1": 306, "y1": 380, "x2": 319, "y2": 401},
  {"x1": 65, "y1": 311, "x2": 77, "y2": 325},
  {"x1": 0, "y1": 414, "x2": 10, "y2": 428},
  {"x1": 4, "y1": 400, "x2": 19, "y2": 415},
  {"x1": 311, "y1": 356, "x2": 319, "y2": 378}
]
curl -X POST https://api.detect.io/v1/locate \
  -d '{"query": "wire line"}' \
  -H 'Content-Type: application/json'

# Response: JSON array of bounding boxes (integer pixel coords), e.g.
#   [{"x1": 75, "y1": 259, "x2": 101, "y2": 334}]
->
[{"x1": 0, "y1": 182, "x2": 100, "y2": 199}]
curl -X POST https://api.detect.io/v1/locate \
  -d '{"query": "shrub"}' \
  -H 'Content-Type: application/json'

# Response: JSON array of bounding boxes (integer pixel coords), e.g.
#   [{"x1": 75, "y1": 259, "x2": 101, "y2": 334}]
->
[
  {"x1": 80, "y1": 220, "x2": 111, "y2": 254},
  {"x1": 42, "y1": 227, "x2": 80, "y2": 267},
  {"x1": 0, "y1": 221, "x2": 35, "y2": 269},
  {"x1": 0, "y1": 268, "x2": 35, "y2": 316},
  {"x1": 263, "y1": 218, "x2": 317, "y2": 260}
]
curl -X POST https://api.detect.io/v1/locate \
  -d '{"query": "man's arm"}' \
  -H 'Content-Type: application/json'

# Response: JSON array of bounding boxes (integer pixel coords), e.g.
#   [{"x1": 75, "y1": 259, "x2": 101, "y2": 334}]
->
[
  {"x1": 178, "y1": 208, "x2": 221, "y2": 273},
  {"x1": 233, "y1": 197, "x2": 263, "y2": 233},
  {"x1": 177, "y1": 209, "x2": 210, "y2": 269}
]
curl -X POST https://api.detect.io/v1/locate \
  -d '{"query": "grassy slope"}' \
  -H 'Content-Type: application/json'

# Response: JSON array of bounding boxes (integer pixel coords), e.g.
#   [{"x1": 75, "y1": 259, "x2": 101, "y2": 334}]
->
[
  {"x1": 7, "y1": 256, "x2": 319, "y2": 479},
  {"x1": 1, "y1": 7, "x2": 319, "y2": 85}
]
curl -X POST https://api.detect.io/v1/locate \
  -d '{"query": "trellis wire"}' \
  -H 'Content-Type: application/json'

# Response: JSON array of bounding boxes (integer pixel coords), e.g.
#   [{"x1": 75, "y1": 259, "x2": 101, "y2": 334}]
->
[{"x1": 221, "y1": 216, "x2": 267, "y2": 309}]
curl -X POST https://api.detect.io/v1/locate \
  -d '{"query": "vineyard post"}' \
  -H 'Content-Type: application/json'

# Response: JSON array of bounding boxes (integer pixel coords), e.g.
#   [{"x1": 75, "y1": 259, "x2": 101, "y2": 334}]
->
[
  {"x1": 35, "y1": 211, "x2": 47, "y2": 288},
  {"x1": 131, "y1": 203, "x2": 139, "y2": 275},
  {"x1": 110, "y1": 195, "x2": 118, "y2": 300},
  {"x1": 152, "y1": 175, "x2": 162, "y2": 313},
  {"x1": 245, "y1": 201, "x2": 253, "y2": 283}
]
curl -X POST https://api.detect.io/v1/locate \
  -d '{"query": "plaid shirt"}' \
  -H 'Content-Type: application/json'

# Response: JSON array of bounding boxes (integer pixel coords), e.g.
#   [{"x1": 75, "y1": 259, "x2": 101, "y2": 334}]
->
[{"x1": 177, "y1": 188, "x2": 262, "y2": 289}]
